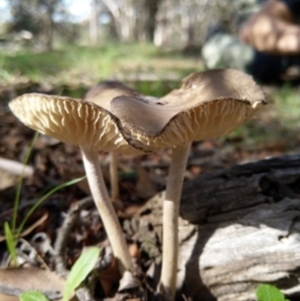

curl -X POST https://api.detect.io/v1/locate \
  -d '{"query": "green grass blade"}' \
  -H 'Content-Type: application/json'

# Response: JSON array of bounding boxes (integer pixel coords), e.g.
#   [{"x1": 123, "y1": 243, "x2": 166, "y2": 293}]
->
[
  {"x1": 256, "y1": 284, "x2": 289, "y2": 301},
  {"x1": 63, "y1": 246, "x2": 101, "y2": 301},
  {"x1": 4, "y1": 222, "x2": 18, "y2": 266},
  {"x1": 12, "y1": 132, "x2": 39, "y2": 234},
  {"x1": 16, "y1": 176, "x2": 86, "y2": 239},
  {"x1": 20, "y1": 290, "x2": 50, "y2": 301}
]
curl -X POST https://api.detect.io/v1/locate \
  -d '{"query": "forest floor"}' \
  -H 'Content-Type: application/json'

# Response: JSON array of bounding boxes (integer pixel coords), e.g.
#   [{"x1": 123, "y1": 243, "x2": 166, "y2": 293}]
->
[{"x1": 0, "y1": 44, "x2": 300, "y2": 300}]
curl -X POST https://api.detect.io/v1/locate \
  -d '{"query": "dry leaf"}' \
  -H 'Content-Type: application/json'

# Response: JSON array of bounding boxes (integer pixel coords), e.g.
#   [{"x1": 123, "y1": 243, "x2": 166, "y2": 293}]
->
[
  {"x1": 0, "y1": 267, "x2": 66, "y2": 300},
  {"x1": 0, "y1": 169, "x2": 17, "y2": 190},
  {"x1": 118, "y1": 271, "x2": 141, "y2": 292},
  {"x1": 99, "y1": 257, "x2": 120, "y2": 296}
]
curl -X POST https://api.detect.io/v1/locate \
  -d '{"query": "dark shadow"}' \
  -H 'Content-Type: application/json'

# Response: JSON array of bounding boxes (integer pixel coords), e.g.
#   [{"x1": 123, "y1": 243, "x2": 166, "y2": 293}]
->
[
  {"x1": 246, "y1": 51, "x2": 300, "y2": 85},
  {"x1": 177, "y1": 228, "x2": 216, "y2": 301}
]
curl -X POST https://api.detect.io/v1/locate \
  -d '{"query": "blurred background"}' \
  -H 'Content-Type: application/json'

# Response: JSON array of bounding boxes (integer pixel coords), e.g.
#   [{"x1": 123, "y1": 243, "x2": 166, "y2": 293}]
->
[
  {"x1": 0, "y1": 0, "x2": 265, "y2": 88},
  {"x1": 0, "y1": 0, "x2": 255, "y2": 51},
  {"x1": 0, "y1": 0, "x2": 300, "y2": 182},
  {"x1": 0, "y1": 0, "x2": 299, "y2": 85}
]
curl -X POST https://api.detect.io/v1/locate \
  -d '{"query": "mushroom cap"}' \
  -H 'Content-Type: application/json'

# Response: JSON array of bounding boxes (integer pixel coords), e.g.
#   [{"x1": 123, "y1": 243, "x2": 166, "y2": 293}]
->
[
  {"x1": 84, "y1": 80, "x2": 140, "y2": 110},
  {"x1": 9, "y1": 93, "x2": 142, "y2": 155},
  {"x1": 9, "y1": 69, "x2": 266, "y2": 154},
  {"x1": 110, "y1": 69, "x2": 267, "y2": 151}
]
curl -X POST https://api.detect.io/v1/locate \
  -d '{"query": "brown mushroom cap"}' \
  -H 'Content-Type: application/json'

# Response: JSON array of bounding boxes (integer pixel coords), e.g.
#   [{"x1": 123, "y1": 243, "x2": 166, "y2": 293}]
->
[
  {"x1": 9, "y1": 69, "x2": 266, "y2": 155},
  {"x1": 9, "y1": 93, "x2": 142, "y2": 155},
  {"x1": 110, "y1": 69, "x2": 267, "y2": 151},
  {"x1": 84, "y1": 80, "x2": 140, "y2": 110}
]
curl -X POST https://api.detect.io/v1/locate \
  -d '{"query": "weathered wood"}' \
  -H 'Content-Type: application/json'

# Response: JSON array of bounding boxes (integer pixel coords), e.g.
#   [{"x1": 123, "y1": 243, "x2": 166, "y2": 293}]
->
[{"x1": 133, "y1": 154, "x2": 300, "y2": 301}]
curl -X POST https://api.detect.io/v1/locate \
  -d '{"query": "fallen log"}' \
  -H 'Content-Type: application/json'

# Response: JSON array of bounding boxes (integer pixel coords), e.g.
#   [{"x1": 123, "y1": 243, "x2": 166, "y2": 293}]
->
[{"x1": 133, "y1": 154, "x2": 300, "y2": 301}]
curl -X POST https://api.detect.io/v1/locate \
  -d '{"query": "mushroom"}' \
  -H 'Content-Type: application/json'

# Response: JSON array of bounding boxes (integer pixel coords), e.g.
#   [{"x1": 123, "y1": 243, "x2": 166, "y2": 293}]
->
[
  {"x1": 9, "y1": 69, "x2": 266, "y2": 301},
  {"x1": 108, "y1": 69, "x2": 267, "y2": 300},
  {"x1": 8, "y1": 93, "x2": 143, "y2": 274},
  {"x1": 84, "y1": 80, "x2": 141, "y2": 201}
]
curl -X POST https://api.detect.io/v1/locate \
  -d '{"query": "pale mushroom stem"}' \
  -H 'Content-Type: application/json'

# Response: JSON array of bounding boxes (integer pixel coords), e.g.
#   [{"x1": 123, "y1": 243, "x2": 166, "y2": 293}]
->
[
  {"x1": 160, "y1": 142, "x2": 191, "y2": 300},
  {"x1": 109, "y1": 152, "x2": 119, "y2": 201},
  {"x1": 80, "y1": 146, "x2": 133, "y2": 273}
]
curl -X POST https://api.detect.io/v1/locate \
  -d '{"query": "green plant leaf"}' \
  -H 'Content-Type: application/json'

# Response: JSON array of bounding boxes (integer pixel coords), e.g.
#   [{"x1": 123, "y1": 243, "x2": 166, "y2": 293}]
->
[
  {"x1": 256, "y1": 284, "x2": 289, "y2": 301},
  {"x1": 6, "y1": 132, "x2": 39, "y2": 267},
  {"x1": 20, "y1": 290, "x2": 50, "y2": 301},
  {"x1": 5, "y1": 131, "x2": 86, "y2": 271},
  {"x1": 13, "y1": 132, "x2": 39, "y2": 234},
  {"x1": 16, "y1": 175, "x2": 86, "y2": 239},
  {"x1": 63, "y1": 246, "x2": 101, "y2": 301},
  {"x1": 4, "y1": 222, "x2": 18, "y2": 266}
]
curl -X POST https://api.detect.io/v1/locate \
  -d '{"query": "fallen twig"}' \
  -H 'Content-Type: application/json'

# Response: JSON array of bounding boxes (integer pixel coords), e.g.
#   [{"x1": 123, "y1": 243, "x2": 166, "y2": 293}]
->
[
  {"x1": 0, "y1": 157, "x2": 34, "y2": 178},
  {"x1": 54, "y1": 196, "x2": 94, "y2": 277}
]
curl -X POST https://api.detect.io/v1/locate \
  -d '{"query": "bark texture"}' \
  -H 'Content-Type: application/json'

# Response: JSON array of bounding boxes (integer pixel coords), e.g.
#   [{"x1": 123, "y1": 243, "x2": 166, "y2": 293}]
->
[{"x1": 133, "y1": 154, "x2": 300, "y2": 301}]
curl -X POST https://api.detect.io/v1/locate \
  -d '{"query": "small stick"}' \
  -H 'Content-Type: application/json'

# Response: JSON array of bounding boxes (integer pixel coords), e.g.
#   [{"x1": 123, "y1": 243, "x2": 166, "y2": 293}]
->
[
  {"x1": 0, "y1": 157, "x2": 34, "y2": 178},
  {"x1": 54, "y1": 197, "x2": 94, "y2": 277}
]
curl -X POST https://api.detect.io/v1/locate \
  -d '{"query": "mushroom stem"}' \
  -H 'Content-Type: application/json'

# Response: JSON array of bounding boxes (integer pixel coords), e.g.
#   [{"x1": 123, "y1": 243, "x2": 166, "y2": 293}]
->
[
  {"x1": 160, "y1": 142, "x2": 191, "y2": 300},
  {"x1": 80, "y1": 146, "x2": 134, "y2": 274},
  {"x1": 109, "y1": 152, "x2": 119, "y2": 201}
]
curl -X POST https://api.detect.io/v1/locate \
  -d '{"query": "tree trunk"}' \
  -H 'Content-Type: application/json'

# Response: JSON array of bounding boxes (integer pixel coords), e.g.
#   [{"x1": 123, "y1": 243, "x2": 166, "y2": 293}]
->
[
  {"x1": 44, "y1": 9, "x2": 54, "y2": 51},
  {"x1": 101, "y1": 0, "x2": 137, "y2": 42},
  {"x1": 143, "y1": 0, "x2": 161, "y2": 42},
  {"x1": 89, "y1": 0, "x2": 99, "y2": 45},
  {"x1": 131, "y1": 154, "x2": 300, "y2": 301}
]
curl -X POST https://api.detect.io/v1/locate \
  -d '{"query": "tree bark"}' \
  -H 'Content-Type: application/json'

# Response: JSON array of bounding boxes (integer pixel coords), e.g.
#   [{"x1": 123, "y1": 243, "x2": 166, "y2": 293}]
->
[{"x1": 132, "y1": 154, "x2": 300, "y2": 301}]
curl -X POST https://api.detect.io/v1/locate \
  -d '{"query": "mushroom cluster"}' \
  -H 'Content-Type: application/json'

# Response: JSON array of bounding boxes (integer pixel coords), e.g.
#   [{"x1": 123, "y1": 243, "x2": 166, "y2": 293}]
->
[
  {"x1": 84, "y1": 80, "x2": 142, "y2": 201},
  {"x1": 9, "y1": 69, "x2": 266, "y2": 300}
]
